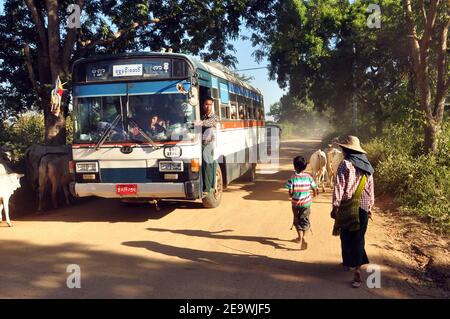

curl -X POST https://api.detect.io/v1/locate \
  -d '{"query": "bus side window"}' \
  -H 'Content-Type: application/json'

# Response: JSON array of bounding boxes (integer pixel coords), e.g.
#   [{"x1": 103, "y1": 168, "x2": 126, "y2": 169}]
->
[
  {"x1": 214, "y1": 99, "x2": 220, "y2": 116},
  {"x1": 220, "y1": 104, "x2": 229, "y2": 119},
  {"x1": 230, "y1": 104, "x2": 237, "y2": 119}
]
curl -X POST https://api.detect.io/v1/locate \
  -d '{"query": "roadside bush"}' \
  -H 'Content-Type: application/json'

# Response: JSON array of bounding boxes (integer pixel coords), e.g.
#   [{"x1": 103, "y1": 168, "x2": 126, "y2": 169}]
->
[
  {"x1": 4, "y1": 112, "x2": 45, "y2": 161},
  {"x1": 278, "y1": 122, "x2": 296, "y2": 139},
  {"x1": 363, "y1": 138, "x2": 389, "y2": 171},
  {"x1": 372, "y1": 119, "x2": 450, "y2": 232},
  {"x1": 0, "y1": 112, "x2": 75, "y2": 161}
]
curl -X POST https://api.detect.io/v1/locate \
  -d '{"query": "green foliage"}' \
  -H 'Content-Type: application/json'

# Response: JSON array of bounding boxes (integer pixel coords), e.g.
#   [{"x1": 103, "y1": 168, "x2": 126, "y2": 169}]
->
[
  {"x1": 0, "y1": 112, "x2": 44, "y2": 161},
  {"x1": 366, "y1": 119, "x2": 450, "y2": 232},
  {"x1": 66, "y1": 114, "x2": 74, "y2": 145},
  {"x1": 252, "y1": 0, "x2": 413, "y2": 135},
  {"x1": 278, "y1": 122, "x2": 296, "y2": 139}
]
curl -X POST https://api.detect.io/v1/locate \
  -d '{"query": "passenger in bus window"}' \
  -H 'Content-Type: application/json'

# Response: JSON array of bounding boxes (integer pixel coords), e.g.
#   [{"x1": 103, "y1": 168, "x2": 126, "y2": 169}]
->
[
  {"x1": 148, "y1": 115, "x2": 166, "y2": 136},
  {"x1": 239, "y1": 106, "x2": 245, "y2": 120}
]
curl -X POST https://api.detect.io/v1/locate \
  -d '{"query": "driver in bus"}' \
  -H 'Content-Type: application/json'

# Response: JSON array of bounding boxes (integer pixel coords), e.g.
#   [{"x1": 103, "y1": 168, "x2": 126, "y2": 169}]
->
[{"x1": 148, "y1": 115, "x2": 166, "y2": 136}]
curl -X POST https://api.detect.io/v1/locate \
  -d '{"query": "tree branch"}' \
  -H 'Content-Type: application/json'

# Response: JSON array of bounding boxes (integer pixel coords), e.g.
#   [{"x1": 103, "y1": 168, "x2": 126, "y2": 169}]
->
[
  {"x1": 24, "y1": 0, "x2": 48, "y2": 54},
  {"x1": 419, "y1": 0, "x2": 428, "y2": 25},
  {"x1": 62, "y1": 0, "x2": 85, "y2": 74},
  {"x1": 23, "y1": 44, "x2": 40, "y2": 96},
  {"x1": 403, "y1": 0, "x2": 433, "y2": 120},
  {"x1": 79, "y1": 18, "x2": 161, "y2": 50},
  {"x1": 403, "y1": 0, "x2": 421, "y2": 75},
  {"x1": 435, "y1": 14, "x2": 450, "y2": 120},
  {"x1": 436, "y1": 18, "x2": 449, "y2": 93},
  {"x1": 420, "y1": 0, "x2": 439, "y2": 55},
  {"x1": 45, "y1": 0, "x2": 62, "y2": 81}
]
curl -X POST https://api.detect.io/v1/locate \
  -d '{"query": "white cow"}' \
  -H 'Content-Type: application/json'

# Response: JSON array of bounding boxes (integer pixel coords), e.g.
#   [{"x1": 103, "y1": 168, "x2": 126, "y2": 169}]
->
[
  {"x1": 0, "y1": 146, "x2": 13, "y2": 175},
  {"x1": 326, "y1": 148, "x2": 344, "y2": 187},
  {"x1": 309, "y1": 149, "x2": 327, "y2": 192},
  {"x1": 0, "y1": 170, "x2": 23, "y2": 227}
]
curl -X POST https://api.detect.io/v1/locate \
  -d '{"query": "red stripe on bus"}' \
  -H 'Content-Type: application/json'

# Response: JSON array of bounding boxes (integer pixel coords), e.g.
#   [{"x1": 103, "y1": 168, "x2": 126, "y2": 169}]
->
[
  {"x1": 72, "y1": 141, "x2": 197, "y2": 148},
  {"x1": 220, "y1": 120, "x2": 265, "y2": 129}
]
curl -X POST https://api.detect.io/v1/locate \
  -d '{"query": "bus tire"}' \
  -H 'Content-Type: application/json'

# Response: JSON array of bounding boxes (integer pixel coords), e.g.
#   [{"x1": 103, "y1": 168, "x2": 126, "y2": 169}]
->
[
  {"x1": 202, "y1": 164, "x2": 223, "y2": 208},
  {"x1": 242, "y1": 163, "x2": 256, "y2": 183}
]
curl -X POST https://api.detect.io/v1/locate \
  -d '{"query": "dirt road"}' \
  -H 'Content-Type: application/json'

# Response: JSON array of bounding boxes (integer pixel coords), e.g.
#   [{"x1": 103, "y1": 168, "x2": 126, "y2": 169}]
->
[{"x1": 0, "y1": 139, "x2": 447, "y2": 298}]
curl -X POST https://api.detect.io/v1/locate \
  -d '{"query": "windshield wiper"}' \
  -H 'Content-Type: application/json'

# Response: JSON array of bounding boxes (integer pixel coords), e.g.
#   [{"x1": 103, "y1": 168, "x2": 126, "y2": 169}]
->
[
  {"x1": 128, "y1": 118, "x2": 160, "y2": 148},
  {"x1": 95, "y1": 115, "x2": 121, "y2": 150}
]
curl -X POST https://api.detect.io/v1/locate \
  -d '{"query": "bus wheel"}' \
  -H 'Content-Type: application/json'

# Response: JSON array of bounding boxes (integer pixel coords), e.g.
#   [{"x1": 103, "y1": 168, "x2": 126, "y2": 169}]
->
[
  {"x1": 202, "y1": 164, "x2": 223, "y2": 208},
  {"x1": 242, "y1": 163, "x2": 256, "y2": 182}
]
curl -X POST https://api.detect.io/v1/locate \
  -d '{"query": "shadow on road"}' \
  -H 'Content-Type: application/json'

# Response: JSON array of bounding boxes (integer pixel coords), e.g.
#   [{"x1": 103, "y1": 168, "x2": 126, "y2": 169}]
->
[
  {"x1": 16, "y1": 198, "x2": 204, "y2": 223},
  {"x1": 146, "y1": 228, "x2": 299, "y2": 251},
  {"x1": 0, "y1": 237, "x2": 441, "y2": 298}
]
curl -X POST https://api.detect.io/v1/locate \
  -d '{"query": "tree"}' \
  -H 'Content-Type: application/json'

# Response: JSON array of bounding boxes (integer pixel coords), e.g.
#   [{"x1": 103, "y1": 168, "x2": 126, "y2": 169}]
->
[
  {"x1": 403, "y1": 0, "x2": 450, "y2": 153},
  {"x1": 250, "y1": 0, "x2": 446, "y2": 145},
  {"x1": 0, "y1": 0, "x2": 275, "y2": 145}
]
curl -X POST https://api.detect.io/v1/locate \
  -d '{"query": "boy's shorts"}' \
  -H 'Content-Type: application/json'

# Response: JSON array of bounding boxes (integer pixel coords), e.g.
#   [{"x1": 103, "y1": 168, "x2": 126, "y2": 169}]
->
[{"x1": 292, "y1": 206, "x2": 311, "y2": 231}]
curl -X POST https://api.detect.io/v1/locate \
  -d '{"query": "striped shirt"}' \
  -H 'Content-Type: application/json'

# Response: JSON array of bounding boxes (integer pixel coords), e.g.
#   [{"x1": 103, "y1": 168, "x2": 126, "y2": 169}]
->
[
  {"x1": 286, "y1": 172, "x2": 317, "y2": 208},
  {"x1": 201, "y1": 113, "x2": 218, "y2": 127},
  {"x1": 332, "y1": 159, "x2": 375, "y2": 212},
  {"x1": 201, "y1": 113, "x2": 218, "y2": 144}
]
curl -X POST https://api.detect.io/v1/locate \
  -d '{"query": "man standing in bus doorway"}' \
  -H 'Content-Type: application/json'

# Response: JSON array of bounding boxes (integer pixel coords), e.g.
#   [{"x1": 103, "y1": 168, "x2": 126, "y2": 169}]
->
[{"x1": 196, "y1": 97, "x2": 218, "y2": 195}]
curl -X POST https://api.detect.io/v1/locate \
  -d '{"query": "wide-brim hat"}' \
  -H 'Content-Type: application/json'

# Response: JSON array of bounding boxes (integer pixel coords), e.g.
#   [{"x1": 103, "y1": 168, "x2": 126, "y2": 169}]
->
[{"x1": 337, "y1": 135, "x2": 366, "y2": 154}]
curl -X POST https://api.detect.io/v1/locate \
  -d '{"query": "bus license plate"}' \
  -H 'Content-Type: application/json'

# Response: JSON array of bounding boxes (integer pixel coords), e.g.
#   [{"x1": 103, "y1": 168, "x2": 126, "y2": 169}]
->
[{"x1": 116, "y1": 184, "x2": 138, "y2": 195}]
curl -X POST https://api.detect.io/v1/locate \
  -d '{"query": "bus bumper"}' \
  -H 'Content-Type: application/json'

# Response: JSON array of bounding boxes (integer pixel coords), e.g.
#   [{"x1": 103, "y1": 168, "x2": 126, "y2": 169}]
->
[{"x1": 71, "y1": 181, "x2": 199, "y2": 199}]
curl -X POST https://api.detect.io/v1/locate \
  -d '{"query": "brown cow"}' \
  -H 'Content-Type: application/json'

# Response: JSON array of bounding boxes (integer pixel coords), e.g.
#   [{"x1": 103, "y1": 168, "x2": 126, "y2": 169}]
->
[{"x1": 38, "y1": 154, "x2": 72, "y2": 211}]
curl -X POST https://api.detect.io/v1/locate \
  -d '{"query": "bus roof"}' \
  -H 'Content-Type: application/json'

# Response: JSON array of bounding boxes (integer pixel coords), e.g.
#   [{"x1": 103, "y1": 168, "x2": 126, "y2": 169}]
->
[{"x1": 73, "y1": 51, "x2": 262, "y2": 95}]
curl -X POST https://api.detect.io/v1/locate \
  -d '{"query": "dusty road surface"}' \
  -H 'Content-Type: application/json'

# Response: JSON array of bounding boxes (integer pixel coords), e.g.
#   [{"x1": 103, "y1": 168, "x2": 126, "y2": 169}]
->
[{"x1": 0, "y1": 139, "x2": 448, "y2": 298}]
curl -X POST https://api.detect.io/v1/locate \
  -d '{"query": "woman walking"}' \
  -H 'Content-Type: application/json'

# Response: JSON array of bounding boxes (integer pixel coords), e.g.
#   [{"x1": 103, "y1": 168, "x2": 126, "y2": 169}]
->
[{"x1": 331, "y1": 135, "x2": 375, "y2": 288}]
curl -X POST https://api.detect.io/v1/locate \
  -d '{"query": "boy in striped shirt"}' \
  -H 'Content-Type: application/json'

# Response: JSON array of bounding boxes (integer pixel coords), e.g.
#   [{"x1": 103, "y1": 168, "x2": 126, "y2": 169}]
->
[{"x1": 286, "y1": 156, "x2": 318, "y2": 250}]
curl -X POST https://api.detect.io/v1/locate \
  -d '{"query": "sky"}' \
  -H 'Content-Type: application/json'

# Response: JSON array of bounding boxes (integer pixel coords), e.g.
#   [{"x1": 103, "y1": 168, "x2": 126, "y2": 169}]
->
[
  {"x1": 230, "y1": 34, "x2": 285, "y2": 116},
  {"x1": 0, "y1": 1, "x2": 285, "y2": 115}
]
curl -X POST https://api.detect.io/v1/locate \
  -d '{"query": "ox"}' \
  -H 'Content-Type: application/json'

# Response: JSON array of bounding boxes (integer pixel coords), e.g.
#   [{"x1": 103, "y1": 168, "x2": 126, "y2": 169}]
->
[
  {"x1": 309, "y1": 149, "x2": 327, "y2": 192},
  {"x1": 0, "y1": 146, "x2": 13, "y2": 174},
  {"x1": 24, "y1": 145, "x2": 72, "y2": 211},
  {"x1": 0, "y1": 159, "x2": 23, "y2": 227},
  {"x1": 326, "y1": 148, "x2": 344, "y2": 187},
  {"x1": 38, "y1": 154, "x2": 72, "y2": 211}
]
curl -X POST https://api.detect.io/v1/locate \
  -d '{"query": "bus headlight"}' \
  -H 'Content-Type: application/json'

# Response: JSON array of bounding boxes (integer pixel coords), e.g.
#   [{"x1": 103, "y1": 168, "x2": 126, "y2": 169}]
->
[
  {"x1": 159, "y1": 161, "x2": 184, "y2": 172},
  {"x1": 75, "y1": 162, "x2": 99, "y2": 173}
]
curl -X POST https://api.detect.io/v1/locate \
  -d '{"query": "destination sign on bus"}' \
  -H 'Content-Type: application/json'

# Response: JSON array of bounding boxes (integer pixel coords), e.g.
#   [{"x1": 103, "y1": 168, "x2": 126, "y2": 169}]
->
[
  {"x1": 113, "y1": 64, "x2": 143, "y2": 77},
  {"x1": 85, "y1": 59, "x2": 173, "y2": 82}
]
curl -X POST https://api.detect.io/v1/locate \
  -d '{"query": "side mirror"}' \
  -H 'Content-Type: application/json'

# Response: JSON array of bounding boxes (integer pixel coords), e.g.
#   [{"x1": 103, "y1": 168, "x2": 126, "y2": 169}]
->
[{"x1": 189, "y1": 85, "x2": 199, "y2": 106}]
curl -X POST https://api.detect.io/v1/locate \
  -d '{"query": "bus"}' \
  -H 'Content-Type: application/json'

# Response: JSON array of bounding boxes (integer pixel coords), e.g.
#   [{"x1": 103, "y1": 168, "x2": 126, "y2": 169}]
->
[{"x1": 70, "y1": 52, "x2": 266, "y2": 208}]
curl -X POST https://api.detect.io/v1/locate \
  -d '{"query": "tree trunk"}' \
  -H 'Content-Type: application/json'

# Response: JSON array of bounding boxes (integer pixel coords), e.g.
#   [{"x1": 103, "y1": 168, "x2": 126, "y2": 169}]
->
[
  {"x1": 45, "y1": 114, "x2": 67, "y2": 145},
  {"x1": 41, "y1": 90, "x2": 67, "y2": 145},
  {"x1": 424, "y1": 120, "x2": 439, "y2": 154}
]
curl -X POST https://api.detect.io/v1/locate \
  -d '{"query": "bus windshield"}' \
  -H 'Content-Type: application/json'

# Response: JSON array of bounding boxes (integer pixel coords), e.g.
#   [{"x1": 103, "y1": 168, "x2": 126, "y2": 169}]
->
[{"x1": 74, "y1": 93, "x2": 196, "y2": 143}]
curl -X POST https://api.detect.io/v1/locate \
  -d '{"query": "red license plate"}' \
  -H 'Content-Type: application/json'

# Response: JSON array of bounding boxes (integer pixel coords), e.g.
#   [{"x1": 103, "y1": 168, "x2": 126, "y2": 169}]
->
[{"x1": 116, "y1": 184, "x2": 138, "y2": 195}]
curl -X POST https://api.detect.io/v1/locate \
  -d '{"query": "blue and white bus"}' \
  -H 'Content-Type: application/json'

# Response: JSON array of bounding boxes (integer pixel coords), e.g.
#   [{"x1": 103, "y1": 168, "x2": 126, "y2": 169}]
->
[{"x1": 70, "y1": 52, "x2": 266, "y2": 208}]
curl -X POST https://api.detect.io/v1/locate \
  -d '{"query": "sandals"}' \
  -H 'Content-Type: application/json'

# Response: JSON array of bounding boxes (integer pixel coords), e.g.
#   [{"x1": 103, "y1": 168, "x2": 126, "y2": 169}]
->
[
  {"x1": 352, "y1": 271, "x2": 362, "y2": 288},
  {"x1": 301, "y1": 240, "x2": 308, "y2": 250}
]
